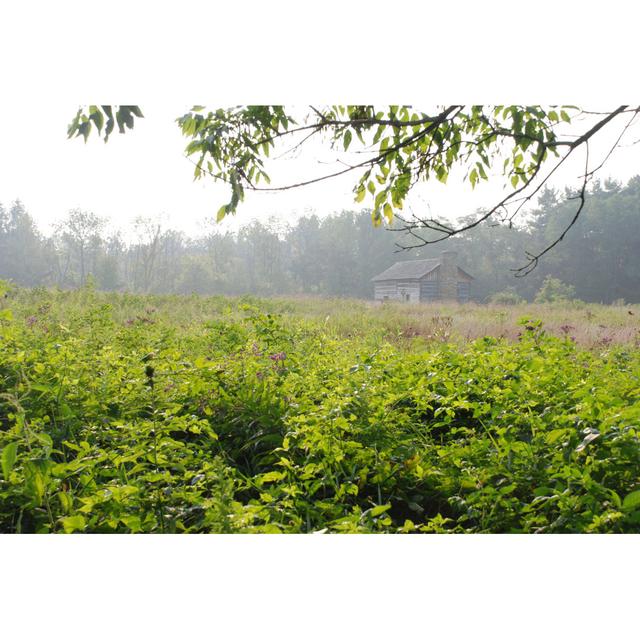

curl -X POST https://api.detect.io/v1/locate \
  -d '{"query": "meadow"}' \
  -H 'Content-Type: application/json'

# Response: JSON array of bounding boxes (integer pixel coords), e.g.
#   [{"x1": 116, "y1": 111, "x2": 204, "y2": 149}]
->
[{"x1": 1, "y1": 284, "x2": 639, "y2": 533}]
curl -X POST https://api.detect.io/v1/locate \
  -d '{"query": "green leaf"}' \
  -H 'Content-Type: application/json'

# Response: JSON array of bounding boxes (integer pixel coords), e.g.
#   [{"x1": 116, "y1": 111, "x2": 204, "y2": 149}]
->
[
  {"x1": 120, "y1": 515, "x2": 142, "y2": 532},
  {"x1": 60, "y1": 514, "x2": 86, "y2": 534},
  {"x1": 545, "y1": 429, "x2": 568, "y2": 445},
  {"x1": 260, "y1": 471, "x2": 285, "y2": 484},
  {"x1": 370, "y1": 504, "x2": 391, "y2": 517},
  {"x1": 622, "y1": 490, "x2": 640, "y2": 512},
  {"x1": 374, "y1": 190, "x2": 387, "y2": 208},
  {"x1": 34, "y1": 432, "x2": 53, "y2": 448},
  {"x1": 343, "y1": 129, "x2": 352, "y2": 151},
  {"x1": 88, "y1": 108, "x2": 104, "y2": 133},
  {"x1": 1, "y1": 443, "x2": 17, "y2": 481},
  {"x1": 58, "y1": 492, "x2": 73, "y2": 514},
  {"x1": 216, "y1": 205, "x2": 227, "y2": 222},
  {"x1": 608, "y1": 490, "x2": 622, "y2": 510}
]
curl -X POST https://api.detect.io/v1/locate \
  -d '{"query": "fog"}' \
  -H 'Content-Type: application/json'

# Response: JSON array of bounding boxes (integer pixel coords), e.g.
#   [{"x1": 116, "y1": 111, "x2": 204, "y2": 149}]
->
[{"x1": 2, "y1": 174, "x2": 640, "y2": 303}]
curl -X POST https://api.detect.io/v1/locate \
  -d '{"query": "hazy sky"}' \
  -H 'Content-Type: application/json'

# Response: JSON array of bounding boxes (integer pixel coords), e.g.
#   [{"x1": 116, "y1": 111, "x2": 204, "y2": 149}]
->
[
  {"x1": 2, "y1": 104, "x2": 639, "y2": 239},
  {"x1": 3, "y1": 0, "x2": 637, "y2": 243}
]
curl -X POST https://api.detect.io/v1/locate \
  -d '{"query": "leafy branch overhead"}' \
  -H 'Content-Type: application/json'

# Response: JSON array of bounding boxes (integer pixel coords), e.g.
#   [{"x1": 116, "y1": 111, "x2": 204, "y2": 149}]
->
[
  {"x1": 68, "y1": 105, "x2": 144, "y2": 143},
  {"x1": 68, "y1": 104, "x2": 640, "y2": 273}
]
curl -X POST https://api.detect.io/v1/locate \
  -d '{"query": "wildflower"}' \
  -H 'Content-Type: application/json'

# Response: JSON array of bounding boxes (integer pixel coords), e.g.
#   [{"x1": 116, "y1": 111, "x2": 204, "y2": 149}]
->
[
  {"x1": 269, "y1": 352, "x2": 286, "y2": 362},
  {"x1": 251, "y1": 343, "x2": 263, "y2": 357},
  {"x1": 25, "y1": 315, "x2": 37, "y2": 327}
]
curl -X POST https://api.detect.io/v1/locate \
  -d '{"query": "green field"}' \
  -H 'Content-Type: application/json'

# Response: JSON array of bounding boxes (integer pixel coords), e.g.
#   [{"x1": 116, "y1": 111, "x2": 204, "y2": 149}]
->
[{"x1": 1, "y1": 285, "x2": 639, "y2": 533}]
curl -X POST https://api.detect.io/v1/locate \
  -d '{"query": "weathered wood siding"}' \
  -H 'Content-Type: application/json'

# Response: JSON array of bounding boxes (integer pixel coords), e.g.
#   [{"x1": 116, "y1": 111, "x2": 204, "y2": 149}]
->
[
  {"x1": 397, "y1": 281, "x2": 420, "y2": 303},
  {"x1": 374, "y1": 281, "x2": 398, "y2": 301},
  {"x1": 420, "y1": 280, "x2": 440, "y2": 301},
  {"x1": 375, "y1": 259, "x2": 473, "y2": 303},
  {"x1": 457, "y1": 281, "x2": 470, "y2": 302},
  {"x1": 374, "y1": 280, "x2": 420, "y2": 302}
]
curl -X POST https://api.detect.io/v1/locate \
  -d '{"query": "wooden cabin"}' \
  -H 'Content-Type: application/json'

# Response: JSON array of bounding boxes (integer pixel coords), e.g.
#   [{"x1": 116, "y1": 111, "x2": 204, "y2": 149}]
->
[{"x1": 372, "y1": 251, "x2": 473, "y2": 303}]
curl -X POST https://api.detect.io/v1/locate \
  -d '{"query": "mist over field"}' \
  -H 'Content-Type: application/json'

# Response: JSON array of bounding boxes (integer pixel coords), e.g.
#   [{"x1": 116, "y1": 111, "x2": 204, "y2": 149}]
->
[{"x1": 2, "y1": 175, "x2": 640, "y2": 304}]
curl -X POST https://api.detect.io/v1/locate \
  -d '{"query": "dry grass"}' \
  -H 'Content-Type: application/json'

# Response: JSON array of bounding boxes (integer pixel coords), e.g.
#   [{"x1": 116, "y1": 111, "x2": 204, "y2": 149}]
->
[
  {"x1": 8, "y1": 288, "x2": 640, "y2": 349},
  {"x1": 278, "y1": 297, "x2": 640, "y2": 348}
]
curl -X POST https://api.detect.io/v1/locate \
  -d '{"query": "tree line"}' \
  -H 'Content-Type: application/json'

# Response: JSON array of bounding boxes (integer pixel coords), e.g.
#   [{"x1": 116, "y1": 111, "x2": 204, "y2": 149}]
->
[{"x1": 1, "y1": 175, "x2": 640, "y2": 303}]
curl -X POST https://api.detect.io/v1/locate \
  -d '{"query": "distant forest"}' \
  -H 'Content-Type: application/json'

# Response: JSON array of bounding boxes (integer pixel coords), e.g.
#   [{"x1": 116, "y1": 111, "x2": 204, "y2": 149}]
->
[{"x1": 2, "y1": 176, "x2": 640, "y2": 303}]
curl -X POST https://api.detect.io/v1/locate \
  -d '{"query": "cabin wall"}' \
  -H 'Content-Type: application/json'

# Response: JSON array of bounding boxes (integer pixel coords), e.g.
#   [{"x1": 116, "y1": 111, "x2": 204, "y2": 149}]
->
[
  {"x1": 457, "y1": 281, "x2": 470, "y2": 302},
  {"x1": 420, "y1": 279, "x2": 440, "y2": 301},
  {"x1": 397, "y1": 281, "x2": 420, "y2": 303},
  {"x1": 375, "y1": 266, "x2": 472, "y2": 303},
  {"x1": 374, "y1": 281, "x2": 397, "y2": 301},
  {"x1": 374, "y1": 280, "x2": 420, "y2": 302}
]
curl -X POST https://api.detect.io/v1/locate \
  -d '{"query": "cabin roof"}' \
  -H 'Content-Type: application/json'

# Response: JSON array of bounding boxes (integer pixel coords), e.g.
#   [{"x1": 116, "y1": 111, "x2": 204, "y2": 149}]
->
[
  {"x1": 371, "y1": 259, "x2": 441, "y2": 281},
  {"x1": 372, "y1": 259, "x2": 474, "y2": 282}
]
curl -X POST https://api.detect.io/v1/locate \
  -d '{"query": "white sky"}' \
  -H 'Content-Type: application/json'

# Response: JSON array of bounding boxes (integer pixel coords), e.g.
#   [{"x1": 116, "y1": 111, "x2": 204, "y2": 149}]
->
[
  {"x1": 1, "y1": 103, "x2": 639, "y2": 239},
  {"x1": 1, "y1": 2, "x2": 639, "y2": 241}
]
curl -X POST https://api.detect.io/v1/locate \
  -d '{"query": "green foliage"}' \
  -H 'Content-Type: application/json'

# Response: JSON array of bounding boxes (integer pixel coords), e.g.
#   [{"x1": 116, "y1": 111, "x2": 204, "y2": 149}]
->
[
  {"x1": 489, "y1": 288, "x2": 525, "y2": 305},
  {"x1": 176, "y1": 105, "x2": 578, "y2": 224},
  {"x1": 68, "y1": 105, "x2": 586, "y2": 223},
  {"x1": 1, "y1": 289, "x2": 639, "y2": 533},
  {"x1": 67, "y1": 106, "x2": 144, "y2": 143},
  {"x1": 534, "y1": 276, "x2": 577, "y2": 303}
]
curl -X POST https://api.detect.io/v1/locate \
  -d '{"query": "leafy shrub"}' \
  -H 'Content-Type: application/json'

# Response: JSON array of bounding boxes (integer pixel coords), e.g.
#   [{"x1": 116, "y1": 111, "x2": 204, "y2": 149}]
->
[
  {"x1": 1, "y1": 289, "x2": 640, "y2": 533},
  {"x1": 534, "y1": 276, "x2": 577, "y2": 303},
  {"x1": 489, "y1": 288, "x2": 525, "y2": 305}
]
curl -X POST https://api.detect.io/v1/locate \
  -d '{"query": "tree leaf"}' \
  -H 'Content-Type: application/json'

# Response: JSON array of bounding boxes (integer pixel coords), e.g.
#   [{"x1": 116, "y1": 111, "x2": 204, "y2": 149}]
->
[
  {"x1": 60, "y1": 514, "x2": 86, "y2": 534},
  {"x1": 1, "y1": 443, "x2": 17, "y2": 481},
  {"x1": 370, "y1": 504, "x2": 391, "y2": 517},
  {"x1": 343, "y1": 129, "x2": 352, "y2": 151},
  {"x1": 260, "y1": 471, "x2": 285, "y2": 484},
  {"x1": 622, "y1": 490, "x2": 640, "y2": 512}
]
